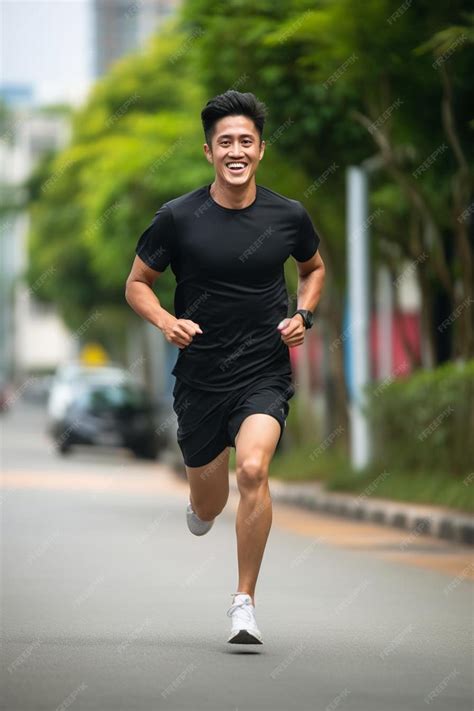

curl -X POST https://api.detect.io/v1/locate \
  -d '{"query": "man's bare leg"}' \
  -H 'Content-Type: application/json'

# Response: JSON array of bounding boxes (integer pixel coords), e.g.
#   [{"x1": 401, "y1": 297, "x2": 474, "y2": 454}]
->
[
  {"x1": 233, "y1": 414, "x2": 281, "y2": 605},
  {"x1": 185, "y1": 447, "x2": 231, "y2": 521}
]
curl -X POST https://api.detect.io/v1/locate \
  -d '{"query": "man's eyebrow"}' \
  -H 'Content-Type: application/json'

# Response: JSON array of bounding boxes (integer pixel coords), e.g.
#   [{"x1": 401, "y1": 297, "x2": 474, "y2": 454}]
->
[{"x1": 216, "y1": 133, "x2": 255, "y2": 139}]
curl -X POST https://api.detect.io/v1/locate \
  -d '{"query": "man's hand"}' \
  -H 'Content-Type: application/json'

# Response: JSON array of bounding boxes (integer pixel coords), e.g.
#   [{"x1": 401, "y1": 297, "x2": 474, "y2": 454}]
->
[
  {"x1": 160, "y1": 315, "x2": 203, "y2": 349},
  {"x1": 277, "y1": 315, "x2": 305, "y2": 347}
]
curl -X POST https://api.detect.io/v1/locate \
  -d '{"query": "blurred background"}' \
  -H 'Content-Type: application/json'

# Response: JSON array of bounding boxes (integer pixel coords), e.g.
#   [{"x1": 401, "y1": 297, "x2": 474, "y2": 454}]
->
[
  {"x1": 1, "y1": 0, "x2": 472, "y2": 508},
  {"x1": 1, "y1": 3, "x2": 473, "y2": 710}
]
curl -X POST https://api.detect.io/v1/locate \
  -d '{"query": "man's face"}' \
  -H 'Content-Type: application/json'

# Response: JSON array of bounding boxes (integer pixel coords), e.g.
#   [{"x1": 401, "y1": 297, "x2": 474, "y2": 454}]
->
[{"x1": 203, "y1": 115, "x2": 265, "y2": 186}]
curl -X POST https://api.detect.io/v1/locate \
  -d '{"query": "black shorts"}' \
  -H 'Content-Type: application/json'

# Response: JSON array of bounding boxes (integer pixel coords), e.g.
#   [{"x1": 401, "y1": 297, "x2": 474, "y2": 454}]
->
[{"x1": 172, "y1": 374, "x2": 296, "y2": 468}]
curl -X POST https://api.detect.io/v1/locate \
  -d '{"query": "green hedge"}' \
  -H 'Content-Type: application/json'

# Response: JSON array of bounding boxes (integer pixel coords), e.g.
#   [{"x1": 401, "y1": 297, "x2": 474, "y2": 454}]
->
[{"x1": 363, "y1": 360, "x2": 474, "y2": 478}]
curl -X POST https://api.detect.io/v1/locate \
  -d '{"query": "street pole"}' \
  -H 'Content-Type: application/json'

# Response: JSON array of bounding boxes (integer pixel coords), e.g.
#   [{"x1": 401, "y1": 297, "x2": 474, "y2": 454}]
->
[
  {"x1": 347, "y1": 166, "x2": 371, "y2": 470},
  {"x1": 377, "y1": 266, "x2": 393, "y2": 380}
]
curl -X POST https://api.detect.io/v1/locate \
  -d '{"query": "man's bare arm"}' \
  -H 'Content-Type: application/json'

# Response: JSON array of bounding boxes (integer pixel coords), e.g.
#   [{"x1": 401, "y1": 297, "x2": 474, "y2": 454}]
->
[
  {"x1": 124, "y1": 255, "x2": 202, "y2": 349},
  {"x1": 294, "y1": 249, "x2": 325, "y2": 313},
  {"x1": 278, "y1": 250, "x2": 326, "y2": 346}
]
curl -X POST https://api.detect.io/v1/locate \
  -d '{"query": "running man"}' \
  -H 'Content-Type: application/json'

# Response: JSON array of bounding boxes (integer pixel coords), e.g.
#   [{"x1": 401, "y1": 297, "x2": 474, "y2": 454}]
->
[{"x1": 125, "y1": 90, "x2": 325, "y2": 644}]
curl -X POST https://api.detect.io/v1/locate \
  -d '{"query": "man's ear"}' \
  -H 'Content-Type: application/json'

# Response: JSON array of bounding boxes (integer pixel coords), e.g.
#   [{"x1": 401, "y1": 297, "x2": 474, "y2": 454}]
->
[
  {"x1": 259, "y1": 139, "x2": 265, "y2": 160},
  {"x1": 203, "y1": 143, "x2": 213, "y2": 165}
]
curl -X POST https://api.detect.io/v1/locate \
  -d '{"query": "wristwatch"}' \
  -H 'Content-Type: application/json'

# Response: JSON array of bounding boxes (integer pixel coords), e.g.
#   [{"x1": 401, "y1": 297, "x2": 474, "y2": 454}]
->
[{"x1": 293, "y1": 309, "x2": 314, "y2": 329}]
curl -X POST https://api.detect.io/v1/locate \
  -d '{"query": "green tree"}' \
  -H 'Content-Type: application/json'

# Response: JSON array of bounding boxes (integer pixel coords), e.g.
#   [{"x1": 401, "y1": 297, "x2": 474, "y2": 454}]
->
[{"x1": 181, "y1": 0, "x2": 473, "y2": 364}]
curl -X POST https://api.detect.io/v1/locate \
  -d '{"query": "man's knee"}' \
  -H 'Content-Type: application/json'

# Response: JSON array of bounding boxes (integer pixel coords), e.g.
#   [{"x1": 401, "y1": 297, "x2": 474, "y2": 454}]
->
[
  {"x1": 236, "y1": 453, "x2": 269, "y2": 492},
  {"x1": 193, "y1": 495, "x2": 228, "y2": 521}
]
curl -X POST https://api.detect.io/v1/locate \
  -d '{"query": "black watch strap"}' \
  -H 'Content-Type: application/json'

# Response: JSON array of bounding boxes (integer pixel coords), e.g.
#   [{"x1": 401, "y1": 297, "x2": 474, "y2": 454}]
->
[{"x1": 294, "y1": 309, "x2": 313, "y2": 329}]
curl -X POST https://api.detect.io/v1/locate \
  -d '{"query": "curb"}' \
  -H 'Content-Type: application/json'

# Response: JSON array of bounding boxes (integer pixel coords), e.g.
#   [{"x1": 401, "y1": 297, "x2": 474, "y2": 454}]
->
[{"x1": 229, "y1": 474, "x2": 474, "y2": 547}]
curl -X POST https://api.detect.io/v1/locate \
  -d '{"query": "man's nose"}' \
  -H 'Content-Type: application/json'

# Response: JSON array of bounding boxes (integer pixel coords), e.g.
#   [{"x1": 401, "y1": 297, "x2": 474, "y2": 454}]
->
[{"x1": 228, "y1": 143, "x2": 244, "y2": 157}]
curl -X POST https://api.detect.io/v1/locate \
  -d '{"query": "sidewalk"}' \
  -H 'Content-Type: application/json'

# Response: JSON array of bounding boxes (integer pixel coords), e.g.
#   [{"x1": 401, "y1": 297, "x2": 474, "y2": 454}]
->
[{"x1": 228, "y1": 472, "x2": 474, "y2": 547}]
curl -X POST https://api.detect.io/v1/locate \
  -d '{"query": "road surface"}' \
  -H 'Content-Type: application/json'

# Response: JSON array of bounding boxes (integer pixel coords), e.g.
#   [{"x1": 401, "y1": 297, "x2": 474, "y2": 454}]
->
[{"x1": 1, "y1": 401, "x2": 473, "y2": 710}]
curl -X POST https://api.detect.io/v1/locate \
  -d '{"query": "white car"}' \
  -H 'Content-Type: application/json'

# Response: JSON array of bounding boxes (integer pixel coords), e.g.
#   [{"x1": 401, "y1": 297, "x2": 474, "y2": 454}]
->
[{"x1": 46, "y1": 362, "x2": 135, "y2": 433}]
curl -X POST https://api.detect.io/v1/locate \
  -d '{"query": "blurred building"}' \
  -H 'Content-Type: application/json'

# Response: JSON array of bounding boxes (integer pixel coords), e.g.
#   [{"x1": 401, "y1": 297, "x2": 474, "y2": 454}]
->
[
  {"x1": 92, "y1": 0, "x2": 180, "y2": 76},
  {"x1": 0, "y1": 102, "x2": 75, "y2": 381},
  {"x1": 1, "y1": 1, "x2": 182, "y2": 384}
]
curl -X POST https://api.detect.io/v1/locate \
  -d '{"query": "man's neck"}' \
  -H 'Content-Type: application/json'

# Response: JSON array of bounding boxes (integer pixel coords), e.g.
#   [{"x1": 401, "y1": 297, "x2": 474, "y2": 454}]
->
[{"x1": 209, "y1": 179, "x2": 257, "y2": 209}]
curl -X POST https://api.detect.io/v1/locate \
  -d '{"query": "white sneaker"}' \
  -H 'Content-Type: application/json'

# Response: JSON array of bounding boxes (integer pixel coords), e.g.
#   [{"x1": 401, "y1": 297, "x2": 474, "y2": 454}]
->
[
  {"x1": 227, "y1": 593, "x2": 263, "y2": 644},
  {"x1": 186, "y1": 500, "x2": 214, "y2": 536}
]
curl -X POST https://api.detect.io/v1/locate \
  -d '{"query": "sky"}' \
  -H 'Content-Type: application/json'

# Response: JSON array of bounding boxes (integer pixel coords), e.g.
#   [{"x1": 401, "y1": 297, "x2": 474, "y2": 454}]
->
[{"x1": 0, "y1": 0, "x2": 92, "y2": 106}]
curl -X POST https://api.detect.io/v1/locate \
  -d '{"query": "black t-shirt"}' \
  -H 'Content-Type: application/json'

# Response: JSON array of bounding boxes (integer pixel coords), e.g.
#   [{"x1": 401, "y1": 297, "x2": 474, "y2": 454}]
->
[{"x1": 134, "y1": 183, "x2": 320, "y2": 391}]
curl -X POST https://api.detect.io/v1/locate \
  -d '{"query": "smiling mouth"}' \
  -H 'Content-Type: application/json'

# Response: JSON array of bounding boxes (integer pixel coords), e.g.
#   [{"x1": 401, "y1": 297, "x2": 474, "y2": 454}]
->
[{"x1": 225, "y1": 162, "x2": 248, "y2": 172}]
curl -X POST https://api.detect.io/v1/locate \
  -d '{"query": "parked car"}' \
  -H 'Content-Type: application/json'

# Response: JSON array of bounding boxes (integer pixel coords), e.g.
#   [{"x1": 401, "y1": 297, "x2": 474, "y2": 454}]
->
[
  {"x1": 51, "y1": 380, "x2": 170, "y2": 459},
  {"x1": 47, "y1": 362, "x2": 133, "y2": 435}
]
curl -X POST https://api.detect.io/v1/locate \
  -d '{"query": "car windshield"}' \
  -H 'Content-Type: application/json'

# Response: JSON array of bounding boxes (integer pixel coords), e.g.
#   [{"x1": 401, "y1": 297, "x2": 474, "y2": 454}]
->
[{"x1": 85, "y1": 385, "x2": 149, "y2": 411}]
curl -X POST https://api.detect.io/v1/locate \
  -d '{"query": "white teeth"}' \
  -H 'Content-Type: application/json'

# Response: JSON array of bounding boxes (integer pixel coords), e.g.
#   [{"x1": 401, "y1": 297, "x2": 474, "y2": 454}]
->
[{"x1": 227, "y1": 163, "x2": 246, "y2": 169}]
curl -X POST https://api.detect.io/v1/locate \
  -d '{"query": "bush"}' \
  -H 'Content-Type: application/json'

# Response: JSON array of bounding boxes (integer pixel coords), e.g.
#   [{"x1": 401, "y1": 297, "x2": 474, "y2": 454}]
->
[{"x1": 363, "y1": 359, "x2": 474, "y2": 478}]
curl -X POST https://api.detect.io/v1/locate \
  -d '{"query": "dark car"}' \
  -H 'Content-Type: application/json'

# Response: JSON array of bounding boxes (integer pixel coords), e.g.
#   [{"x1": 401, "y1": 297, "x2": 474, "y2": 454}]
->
[{"x1": 52, "y1": 381, "x2": 169, "y2": 459}]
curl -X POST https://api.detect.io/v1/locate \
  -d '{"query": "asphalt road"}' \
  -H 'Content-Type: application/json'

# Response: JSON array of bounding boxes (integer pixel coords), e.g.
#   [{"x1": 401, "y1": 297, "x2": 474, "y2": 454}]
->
[{"x1": 1, "y1": 400, "x2": 473, "y2": 711}]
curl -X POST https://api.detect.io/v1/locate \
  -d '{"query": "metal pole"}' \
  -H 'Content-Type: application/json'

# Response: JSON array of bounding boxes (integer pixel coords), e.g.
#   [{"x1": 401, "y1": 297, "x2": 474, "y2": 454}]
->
[
  {"x1": 347, "y1": 166, "x2": 371, "y2": 469},
  {"x1": 377, "y1": 266, "x2": 393, "y2": 380}
]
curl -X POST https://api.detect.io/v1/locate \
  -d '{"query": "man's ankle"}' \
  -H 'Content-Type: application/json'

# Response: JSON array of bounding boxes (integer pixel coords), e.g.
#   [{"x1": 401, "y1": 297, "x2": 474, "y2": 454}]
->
[{"x1": 233, "y1": 590, "x2": 255, "y2": 605}]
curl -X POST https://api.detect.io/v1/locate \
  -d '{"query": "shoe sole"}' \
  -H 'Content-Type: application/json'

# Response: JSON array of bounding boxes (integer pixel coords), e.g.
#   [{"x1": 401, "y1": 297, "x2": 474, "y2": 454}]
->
[
  {"x1": 187, "y1": 524, "x2": 213, "y2": 536},
  {"x1": 227, "y1": 629, "x2": 263, "y2": 645}
]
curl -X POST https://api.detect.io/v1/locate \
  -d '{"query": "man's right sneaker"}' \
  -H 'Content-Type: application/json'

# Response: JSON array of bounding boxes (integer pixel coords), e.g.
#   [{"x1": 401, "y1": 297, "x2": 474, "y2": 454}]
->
[
  {"x1": 227, "y1": 593, "x2": 263, "y2": 644},
  {"x1": 186, "y1": 500, "x2": 215, "y2": 536}
]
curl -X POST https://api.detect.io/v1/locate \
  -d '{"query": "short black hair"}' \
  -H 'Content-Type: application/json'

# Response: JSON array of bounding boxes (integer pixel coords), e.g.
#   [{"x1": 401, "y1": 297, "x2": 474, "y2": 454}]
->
[{"x1": 201, "y1": 90, "x2": 267, "y2": 146}]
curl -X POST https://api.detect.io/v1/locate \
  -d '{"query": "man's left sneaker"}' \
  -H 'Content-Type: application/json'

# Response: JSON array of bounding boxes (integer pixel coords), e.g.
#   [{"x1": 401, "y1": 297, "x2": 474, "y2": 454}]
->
[
  {"x1": 186, "y1": 501, "x2": 214, "y2": 536},
  {"x1": 227, "y1": 592, "x2": 263, "y2": 644}
]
